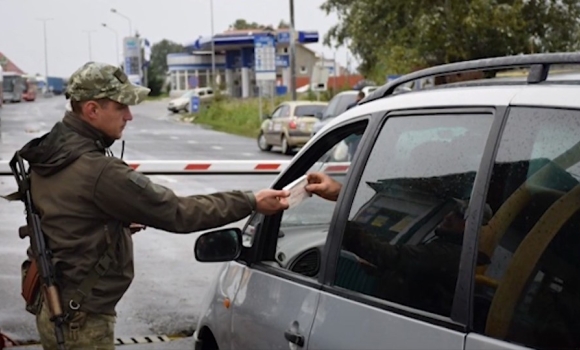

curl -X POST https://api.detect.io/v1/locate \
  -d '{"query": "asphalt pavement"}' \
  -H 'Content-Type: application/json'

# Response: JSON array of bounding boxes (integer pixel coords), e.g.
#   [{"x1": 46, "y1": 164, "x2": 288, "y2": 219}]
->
[{"x1": 0, "y1": 96, "x2": 284, "y2": 348}]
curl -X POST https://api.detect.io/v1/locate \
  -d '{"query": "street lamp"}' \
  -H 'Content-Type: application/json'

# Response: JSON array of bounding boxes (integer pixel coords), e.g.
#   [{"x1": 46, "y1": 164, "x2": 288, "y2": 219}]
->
[
  {"x1": 36, "y1": 18, "x2": 53, "y2": 82},
  {"x1": 82, "y1": 30, "x2": 96, "y2": 61},
  {"x1": 102, "y1": 23, "x2": 120, "y2": 65},
  {"x1": 210, "y1": 0, "x2": 216, "y2": 88},
  {"x1": 110, "y1": 8, "x2": 132, "y2": 36},
  {"x1": 289, "y1": 0, "x2": 297, "y2": 100}
]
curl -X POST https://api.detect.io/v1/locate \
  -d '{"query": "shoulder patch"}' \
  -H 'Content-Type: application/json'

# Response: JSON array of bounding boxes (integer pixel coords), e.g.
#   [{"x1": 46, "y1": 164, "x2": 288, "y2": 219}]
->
[{"x1": 128, "y1": 171, "x2": 150, "y2": 189}]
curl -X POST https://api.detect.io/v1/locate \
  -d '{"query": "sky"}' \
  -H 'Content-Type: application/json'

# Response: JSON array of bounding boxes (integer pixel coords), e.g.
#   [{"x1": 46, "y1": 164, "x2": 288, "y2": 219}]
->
[{"x1": 0, "y1": 0, "x2": 357, "y2": 78}]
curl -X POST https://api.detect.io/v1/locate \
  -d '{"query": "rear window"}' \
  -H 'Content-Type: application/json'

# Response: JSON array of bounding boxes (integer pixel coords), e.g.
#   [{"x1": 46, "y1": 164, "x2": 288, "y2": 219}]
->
[
  {"x1": 295, "y1": 105, "x2": 326, "y2": 117},
  {"x1": 323, "y1": 93, "x2": 358, "y2": 119}
]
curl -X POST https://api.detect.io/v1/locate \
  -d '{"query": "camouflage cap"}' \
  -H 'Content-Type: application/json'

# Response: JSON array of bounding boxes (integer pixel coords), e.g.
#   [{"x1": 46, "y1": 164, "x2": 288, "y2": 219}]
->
[{"x1": 65, "y1": 62, "x2": 150, "y2": 106}]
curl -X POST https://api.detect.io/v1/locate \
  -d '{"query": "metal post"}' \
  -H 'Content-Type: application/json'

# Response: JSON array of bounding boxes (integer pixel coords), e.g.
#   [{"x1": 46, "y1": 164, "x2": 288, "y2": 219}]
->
[
  {"x1": 37, "y1": 18, "x2": 53, "y2": 93},
  {"x1": 110, "y1": 9, "x2": 132, "y2": 36},
  {"x1": 210, "y1": 0, "x2": 216, "y2": 88},
  {"x1": 289, "y1": 0, "x2": 297, "y2": 100},
  {"x1": 83, "y1": 30, "x2": 95, "y2": 61},
  {"x1": 102, "y1": 23, "x2": 120, "y2": 65}
]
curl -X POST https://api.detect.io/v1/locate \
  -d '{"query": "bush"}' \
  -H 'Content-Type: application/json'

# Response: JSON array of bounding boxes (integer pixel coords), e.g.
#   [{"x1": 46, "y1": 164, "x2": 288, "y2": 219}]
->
[{"x1": 187, "y1": 93, "x2": 332, "y2": 138}]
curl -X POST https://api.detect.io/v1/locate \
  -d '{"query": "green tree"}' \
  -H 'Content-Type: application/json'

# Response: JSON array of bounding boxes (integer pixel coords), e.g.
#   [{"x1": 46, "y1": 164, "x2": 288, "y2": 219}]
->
[
  {"x1": 146, "y1": 39, "x2": 185, "y2": 96},
  {"x1": 320, "y1": 0, "x2": 580, "y2": 81}
]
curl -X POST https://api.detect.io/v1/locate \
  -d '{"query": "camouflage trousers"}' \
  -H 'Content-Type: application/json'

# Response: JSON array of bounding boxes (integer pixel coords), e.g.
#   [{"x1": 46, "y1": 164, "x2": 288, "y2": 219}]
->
[{"x1": 36, "y1": 302, "x2": 116, "y2": 350}]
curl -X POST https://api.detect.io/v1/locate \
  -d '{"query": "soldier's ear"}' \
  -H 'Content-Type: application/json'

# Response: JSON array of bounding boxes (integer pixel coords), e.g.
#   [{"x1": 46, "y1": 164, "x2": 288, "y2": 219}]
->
[{"x1": 82, "y1": 100, "x2": 102, "y2": 120}]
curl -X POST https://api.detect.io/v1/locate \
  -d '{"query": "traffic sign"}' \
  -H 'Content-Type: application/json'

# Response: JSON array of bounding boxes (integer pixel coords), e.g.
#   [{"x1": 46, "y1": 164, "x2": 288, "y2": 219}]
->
[
  {"x1": 190, "y1": 96, "x2": 200, "y2": 113},
  {"x1": 254, "y1": 35, "x2": 276, "y2": 81}
]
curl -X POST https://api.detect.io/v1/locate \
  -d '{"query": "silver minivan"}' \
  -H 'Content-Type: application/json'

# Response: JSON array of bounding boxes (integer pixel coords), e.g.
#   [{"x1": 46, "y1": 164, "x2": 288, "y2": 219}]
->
[{"x1": 192, "y1": 53, "x2": 580, "y2": 350}]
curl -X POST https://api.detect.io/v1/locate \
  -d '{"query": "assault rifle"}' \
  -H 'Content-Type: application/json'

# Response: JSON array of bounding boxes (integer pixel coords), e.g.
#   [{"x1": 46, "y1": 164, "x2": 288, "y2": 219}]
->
[{"x1": 9, "y1": 152, "x2": 67, "y2": 350}]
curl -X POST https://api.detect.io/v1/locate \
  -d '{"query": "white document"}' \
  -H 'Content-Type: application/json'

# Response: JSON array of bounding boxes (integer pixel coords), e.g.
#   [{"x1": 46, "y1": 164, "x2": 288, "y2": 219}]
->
[{"x1": 283, "y1": 175, "x2": 311, "y2": 209}]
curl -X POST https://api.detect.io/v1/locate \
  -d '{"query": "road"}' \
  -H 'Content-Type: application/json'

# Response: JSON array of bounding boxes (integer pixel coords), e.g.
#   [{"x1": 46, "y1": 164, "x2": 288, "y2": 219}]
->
[{"x1": 0, "y1": 96, "x2": 284, "y2": 348}]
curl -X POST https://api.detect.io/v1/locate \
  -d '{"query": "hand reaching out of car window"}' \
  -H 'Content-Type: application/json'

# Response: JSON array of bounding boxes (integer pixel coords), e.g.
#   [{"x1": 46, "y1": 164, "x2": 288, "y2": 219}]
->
[{"x1": 305, "y1": 172, "x2": 342, "y2": 202}]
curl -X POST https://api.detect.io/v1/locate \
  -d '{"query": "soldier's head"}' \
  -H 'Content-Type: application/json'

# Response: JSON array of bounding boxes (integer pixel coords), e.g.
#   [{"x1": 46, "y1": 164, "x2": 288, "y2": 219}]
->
[
  {"x1": 438, "y1": 198, "x2": 493, "y2": 235},
  {"x1": 65, "y1": 62, "x2": 150, "y2": 140}
]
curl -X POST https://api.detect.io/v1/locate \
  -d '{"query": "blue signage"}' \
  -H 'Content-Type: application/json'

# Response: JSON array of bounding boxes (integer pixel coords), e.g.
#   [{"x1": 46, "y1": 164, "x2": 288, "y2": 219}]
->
[
  {"x1": 277, "y1": 32, "x2": 291, "y2": 44},
  {"x1": 189, "y1": 96, "x2": 200, "y2": 113},
  {"x1": 188, "y1": 76, "x2": 199, "y2": 88},
  {"x1": 254, "y1": 35, "x2": 276, "y2": 80},
  {"x1": 276, "y1": 55, "x2": 289, "y2": 68}
]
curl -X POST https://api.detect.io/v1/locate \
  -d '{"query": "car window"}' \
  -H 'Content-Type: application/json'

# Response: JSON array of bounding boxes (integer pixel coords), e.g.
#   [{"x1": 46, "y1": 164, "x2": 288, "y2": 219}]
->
[
  {"x1": 295, "y1": 105, "x2": 326, "y2": 117},
  {"x1": 322, "y1": 93, "x2": 356, "y2": 119},
  {"x1": 473, "y1": 107, "x2": 580, "y2": 349},
  {"x1": 280, "y1": 105, "x2": 291, "y2": 118},
  {"x1": 271, "y1": 106, "x2": 283, "y2": 118},
  {"x1": 243, "y1": 120, "x2": 369, "y2": 280},
  {"x1": 332, "y1": 112, "x2": 493, "y2": 318}
]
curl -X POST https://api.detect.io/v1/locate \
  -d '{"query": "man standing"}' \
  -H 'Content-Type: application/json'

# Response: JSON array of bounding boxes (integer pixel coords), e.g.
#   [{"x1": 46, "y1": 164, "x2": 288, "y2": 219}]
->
[{"x1": 10, "y1": 62, "x2": 289, "y2": 349}]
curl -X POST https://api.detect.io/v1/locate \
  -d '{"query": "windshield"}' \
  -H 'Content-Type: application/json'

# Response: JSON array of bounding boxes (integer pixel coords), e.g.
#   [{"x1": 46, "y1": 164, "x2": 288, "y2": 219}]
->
[
  {"x1": 323, "y1": 93, "x2": 358, "y2": 119},
  {"x1": 179, "y1": 90, "x2": 195, "y2": 99},
  {"x1": 295, "y1": 105, "x2": 326, "y2": 117},
  {"x1": 2, "y1": 77, "x2": 15, "y2": 92}
]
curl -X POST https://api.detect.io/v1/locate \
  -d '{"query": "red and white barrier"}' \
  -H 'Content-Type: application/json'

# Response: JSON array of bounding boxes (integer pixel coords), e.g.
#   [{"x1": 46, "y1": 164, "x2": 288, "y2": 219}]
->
[{"x1": 0, "y1": 160, "x2": 351, "y2": 176}]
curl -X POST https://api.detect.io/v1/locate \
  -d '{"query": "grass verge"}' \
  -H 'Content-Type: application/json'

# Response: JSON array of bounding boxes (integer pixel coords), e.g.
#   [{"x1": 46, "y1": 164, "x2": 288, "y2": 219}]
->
[{"x1": 187, "y1": 97, "x2": 283, "y2": 138}]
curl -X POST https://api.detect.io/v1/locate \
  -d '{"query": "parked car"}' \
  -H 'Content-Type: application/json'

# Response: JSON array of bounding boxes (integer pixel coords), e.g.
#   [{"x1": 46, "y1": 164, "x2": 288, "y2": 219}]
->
[
  {"x1": 257, "y1": 101, "x2": 328, "y2": 155},
  {"x1": 311, "y1": 90, "x2": 359, "y2": 136},
  {"x1": 167, "y1": 87, "x2": 215, "y2": 113},
  {"x1": 191, "y1": 52, "x2": 580, "y2": 350}
]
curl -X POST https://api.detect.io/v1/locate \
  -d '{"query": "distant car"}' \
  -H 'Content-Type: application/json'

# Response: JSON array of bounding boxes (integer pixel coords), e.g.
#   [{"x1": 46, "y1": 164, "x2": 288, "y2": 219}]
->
[
  {"x1": 167, "y1": 87, "x2": 215, "y2": 113},
  {"x1": 257, "y1": 101, "x2": 328, "y2": 155},
  {"x1": 311, "y1": 90, "x2": 359, "y2": 136}
]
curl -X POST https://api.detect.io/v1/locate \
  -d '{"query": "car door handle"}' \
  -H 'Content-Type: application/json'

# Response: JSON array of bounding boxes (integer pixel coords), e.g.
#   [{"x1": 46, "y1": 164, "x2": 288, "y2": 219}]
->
[{"x1": 284, "y1": 329, "x2": 305, "y2": 347}]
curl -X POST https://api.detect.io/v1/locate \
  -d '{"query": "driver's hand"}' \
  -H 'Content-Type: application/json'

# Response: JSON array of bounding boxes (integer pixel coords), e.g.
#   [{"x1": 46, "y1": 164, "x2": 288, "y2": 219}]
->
[
  {"x1": 305, "y1": 172, "x2": 342, "y2": 202},
  {"x1": 129, "y1": 223, "x2": 146, "y2": 234},
  {"x1": 254, "y1": 189, "x2": 291, "y2": 215}
]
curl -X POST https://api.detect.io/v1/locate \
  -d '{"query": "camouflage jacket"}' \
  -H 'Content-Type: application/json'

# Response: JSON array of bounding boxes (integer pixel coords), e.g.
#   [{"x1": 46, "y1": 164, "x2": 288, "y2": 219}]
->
[{"x1": 13, "y1": 111, "x2": 256, "y2": 315}]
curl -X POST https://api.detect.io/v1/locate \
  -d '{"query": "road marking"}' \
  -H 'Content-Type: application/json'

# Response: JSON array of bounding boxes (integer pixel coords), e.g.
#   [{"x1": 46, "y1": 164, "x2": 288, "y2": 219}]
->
[
  {"x1": 242, "y1": 152, "x2": 254, "y2": 157},
  {"x1": 211, "y1": 145, "x2": 223, "y2": 150},
  {"x1": 115, "y1": 335, "x2": 171, "y2": 345},
  {"x1": 187, "y1": 140, "x2": 198, "y2": 144},
  {"x1": 170, "y1": 136, "x2": 179, "y2": 140}
]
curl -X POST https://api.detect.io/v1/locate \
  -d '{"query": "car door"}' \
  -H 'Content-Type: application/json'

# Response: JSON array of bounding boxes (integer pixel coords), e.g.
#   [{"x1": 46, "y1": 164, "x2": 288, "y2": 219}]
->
[
  {"x1": 465, "y1": 106, "x2": 580, "y2": 350},
  {"x1": 229, "y1": 117, "x2": 371, "y2": 350},
  {"x1": 265, "y1": 105, "x2": 285, "y2": 144},
  {"x1": 308, "y1": 108, "x2": 498, "y2": 349}
]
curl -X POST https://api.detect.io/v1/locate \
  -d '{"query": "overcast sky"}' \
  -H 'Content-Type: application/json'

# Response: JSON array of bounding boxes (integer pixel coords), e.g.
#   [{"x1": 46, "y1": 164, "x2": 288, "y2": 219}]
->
[{"x1": 0, "y1": 0, "x2": 356, "y2": 78}]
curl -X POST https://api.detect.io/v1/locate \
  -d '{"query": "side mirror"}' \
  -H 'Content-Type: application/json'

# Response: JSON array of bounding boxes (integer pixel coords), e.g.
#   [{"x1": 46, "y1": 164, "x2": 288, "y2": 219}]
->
[
  {"x1": 315, "y1": 111, "x2": 323, "y2": 119},
  {"x1": 262, "y1": 114, "x2": 271, "y2": 120},
  {"x1": 194, "y1": 228, "x2": 243, "y2": 262}
]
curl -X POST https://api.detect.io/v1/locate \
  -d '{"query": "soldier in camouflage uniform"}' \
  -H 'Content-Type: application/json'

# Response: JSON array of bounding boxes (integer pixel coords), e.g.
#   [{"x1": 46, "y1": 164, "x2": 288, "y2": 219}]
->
[
  {"x1": 12, "y1": 62, "x2": 290, "y2": 349},
  {"x1": 305, "y1": 172, "x2": 492, "y2": 316}
]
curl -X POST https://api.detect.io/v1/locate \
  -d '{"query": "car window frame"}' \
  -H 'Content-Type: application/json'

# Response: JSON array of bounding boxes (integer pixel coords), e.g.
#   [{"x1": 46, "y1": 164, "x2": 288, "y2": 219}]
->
[
  {"x1": 317, "y1": 106, "x2": 506, "y2": 333},
  {"x1": 238, "y1": 114, "x2": 374, "y2": 289}
]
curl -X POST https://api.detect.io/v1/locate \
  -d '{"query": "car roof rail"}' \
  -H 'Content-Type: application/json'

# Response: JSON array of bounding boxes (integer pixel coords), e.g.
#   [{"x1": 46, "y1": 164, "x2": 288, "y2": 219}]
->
[{"x1": 358, "y1": 52, "x2": 580, "y2": 106}]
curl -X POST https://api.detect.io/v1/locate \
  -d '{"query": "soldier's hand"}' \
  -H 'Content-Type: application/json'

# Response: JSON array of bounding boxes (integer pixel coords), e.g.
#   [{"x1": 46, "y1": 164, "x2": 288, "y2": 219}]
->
[
  {"x1": 305, "y1": 172, "x2": 342, "y2": 202},
  {"x1": 254, "y1": 189, "x2": 290, "y2": 215}
]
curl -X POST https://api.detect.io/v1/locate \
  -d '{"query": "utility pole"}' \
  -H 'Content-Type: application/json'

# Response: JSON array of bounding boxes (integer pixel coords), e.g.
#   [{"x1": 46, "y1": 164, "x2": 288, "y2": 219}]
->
[
  {"x1": 83, "y1": 30, "x2": 96, "y2": 61},
  {"x1": 37, "y1": 18, "x2": 53, "y2": 85},
  {"x1": 289, "y1": 0, "x2": 297, "y2": 100},
  {"x1": 102, "y1": 23, "x2": 120, "y2": 65},
  {"x1": 210, "y1": 0, "x2": 216, "y2": 88}
]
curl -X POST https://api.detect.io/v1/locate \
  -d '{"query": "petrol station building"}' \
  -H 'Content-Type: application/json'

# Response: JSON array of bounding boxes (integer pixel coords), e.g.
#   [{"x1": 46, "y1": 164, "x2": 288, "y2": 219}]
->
[{"x1": 166, "y1": 29, "x2": 326, "y2": 98}]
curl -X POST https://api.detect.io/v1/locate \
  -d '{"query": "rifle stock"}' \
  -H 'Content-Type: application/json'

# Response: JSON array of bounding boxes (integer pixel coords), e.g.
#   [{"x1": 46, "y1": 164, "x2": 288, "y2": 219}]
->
[{"x1": 9, "y1": 152, "x2": 67, "y2": 350}]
